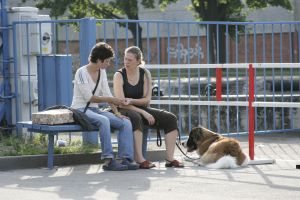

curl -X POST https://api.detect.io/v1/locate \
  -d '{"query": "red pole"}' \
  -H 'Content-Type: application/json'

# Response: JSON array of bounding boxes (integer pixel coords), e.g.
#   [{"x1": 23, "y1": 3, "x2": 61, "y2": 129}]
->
[
  {"x1": 248, "y1": 64, "x2": 255, "y2": 160},
  {"x1": 216, "y1": 67, "x2": 222, "y2": 101}
]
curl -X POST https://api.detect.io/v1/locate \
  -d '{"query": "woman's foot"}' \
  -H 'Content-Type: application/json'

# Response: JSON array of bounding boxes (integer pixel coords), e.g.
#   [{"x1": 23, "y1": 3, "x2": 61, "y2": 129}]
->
[
  {"x1": 138, "y1": 160, "x2": 156, "y2": 169},
  {"x1": 165, "y1": 159, "x2": 184, "y2": 168}
]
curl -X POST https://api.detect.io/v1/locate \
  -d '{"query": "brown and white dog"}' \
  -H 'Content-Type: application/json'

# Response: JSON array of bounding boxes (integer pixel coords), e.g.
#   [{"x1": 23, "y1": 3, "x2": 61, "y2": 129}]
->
[{"x1": 182, "y1": 126, "x2": 249, "y2": 169}]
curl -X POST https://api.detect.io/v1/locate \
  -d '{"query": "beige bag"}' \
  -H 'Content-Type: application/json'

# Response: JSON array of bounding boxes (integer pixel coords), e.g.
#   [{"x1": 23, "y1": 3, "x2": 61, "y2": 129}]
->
[{"x1": 32, "y1": 109, "x2": 74, "y2": 125}]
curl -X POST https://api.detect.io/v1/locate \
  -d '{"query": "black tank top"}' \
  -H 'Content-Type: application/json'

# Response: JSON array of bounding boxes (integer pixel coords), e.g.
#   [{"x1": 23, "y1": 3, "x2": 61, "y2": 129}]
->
[{"x1": 118, "y1": 67, "x2": 145, "y2": 99}]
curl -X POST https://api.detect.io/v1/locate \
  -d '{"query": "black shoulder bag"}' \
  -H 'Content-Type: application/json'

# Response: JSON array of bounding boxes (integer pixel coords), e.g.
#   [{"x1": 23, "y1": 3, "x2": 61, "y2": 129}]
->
[{"x1": 83, "y1": 69, "x2": 100, "y2": 113}]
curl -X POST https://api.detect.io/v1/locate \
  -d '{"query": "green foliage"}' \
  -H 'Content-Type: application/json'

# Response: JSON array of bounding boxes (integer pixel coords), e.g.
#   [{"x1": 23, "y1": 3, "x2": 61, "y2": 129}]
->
[
  {"x1": 246, "y1": 0, "x2": 292, "y2": 10},
  {"x1": 141, "y1": 0, "x2": 179, "y2": 10},
  {"x1": 33, "y1": 0, "x2": 72, "y2": 18},
  {"x1": 54, "y1": 141, "x2": 99, "y2": 154},
  {"x1": 189, "y1": 0, "x2": 292, "y2": 22},
  {"x1": 25, "y1": 0, "x2": 178, "y2": 19},
  {"x1": 25, "y1": 0, "x2": 292, "y2": 21},
  {"x1": 0, "y1": 134, "x2": 99, "y2": 156},
  {"x1": 0, "y1": 135, "x2": 48, "y2": 156}
]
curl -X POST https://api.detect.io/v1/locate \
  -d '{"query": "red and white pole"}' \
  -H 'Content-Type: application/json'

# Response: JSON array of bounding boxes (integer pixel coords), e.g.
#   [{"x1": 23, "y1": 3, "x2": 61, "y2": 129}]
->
[
  {"x1": 216, "y1": 67, "x2": 222, "y2": 101},
  {"x1": 248, "y1": 64, "x2": 255, "y2": 160}
]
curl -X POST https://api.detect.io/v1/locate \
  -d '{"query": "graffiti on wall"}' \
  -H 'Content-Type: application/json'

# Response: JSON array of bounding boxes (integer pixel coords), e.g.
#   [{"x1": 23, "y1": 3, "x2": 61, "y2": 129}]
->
[{"x1": 167, "y1": 43, "x2": 205, "y2": 63}]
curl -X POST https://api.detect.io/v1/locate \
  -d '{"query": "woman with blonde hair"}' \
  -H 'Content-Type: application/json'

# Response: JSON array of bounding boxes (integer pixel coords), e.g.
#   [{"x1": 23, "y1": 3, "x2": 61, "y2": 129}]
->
[{"x1": 113, "y1": 46, "x2": 184, "y2": 169}]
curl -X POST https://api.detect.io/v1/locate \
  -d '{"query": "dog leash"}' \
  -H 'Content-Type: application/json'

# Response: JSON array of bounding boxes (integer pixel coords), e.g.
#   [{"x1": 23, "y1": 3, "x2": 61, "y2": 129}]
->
[
  {"x1": 175, "y1": 142, "x2": 199, "y2": 160},
  {"x1": 154, "y1": 117, "x2": 199, "y2": 161},
  {"x1": 176, "y1": 130, "x2": 200, "y2": 161}
]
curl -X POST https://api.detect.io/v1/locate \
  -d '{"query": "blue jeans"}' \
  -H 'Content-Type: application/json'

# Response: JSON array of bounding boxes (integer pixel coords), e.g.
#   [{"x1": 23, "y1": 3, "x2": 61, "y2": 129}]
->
[{"x1": 79, "y1": 107, "x2": 134, "y2": 160}]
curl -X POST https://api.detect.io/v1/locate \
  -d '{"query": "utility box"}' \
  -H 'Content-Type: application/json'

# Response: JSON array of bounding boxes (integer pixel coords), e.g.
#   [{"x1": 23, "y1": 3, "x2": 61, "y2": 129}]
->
[
  {"x1": 37, "y1": 55, "x2": 73, "y2": 111},
  {"x1": 8, "y1": 7, "x2": 53, "y2": 123},
  {"x1": 8, "y1": 7, "x2": 52, "y2": 56}
]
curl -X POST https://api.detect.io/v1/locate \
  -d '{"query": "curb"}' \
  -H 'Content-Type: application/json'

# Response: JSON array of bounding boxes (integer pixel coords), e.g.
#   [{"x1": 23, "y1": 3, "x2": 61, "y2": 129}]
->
[{"x1": 0, "y1": 150, "x2": 166, "y2": 170}]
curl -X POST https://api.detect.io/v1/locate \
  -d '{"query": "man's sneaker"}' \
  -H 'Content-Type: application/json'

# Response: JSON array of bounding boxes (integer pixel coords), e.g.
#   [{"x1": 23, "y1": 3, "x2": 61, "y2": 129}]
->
[
  {"x1": 121, "y1": 159, "x2": 139, "y2": 170},
  {"x1": 102, "y1": 159, "x2": 128, "y2": 171}
]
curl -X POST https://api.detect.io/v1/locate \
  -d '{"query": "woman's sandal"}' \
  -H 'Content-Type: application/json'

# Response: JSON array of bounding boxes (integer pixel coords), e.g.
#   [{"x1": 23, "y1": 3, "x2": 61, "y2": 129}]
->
[
  {"x1": 138, "y1": 160, "x2": 156, "y2": 169},
  {"x1": 165, "y1": 159, "x2": 184, "y2": 168}
]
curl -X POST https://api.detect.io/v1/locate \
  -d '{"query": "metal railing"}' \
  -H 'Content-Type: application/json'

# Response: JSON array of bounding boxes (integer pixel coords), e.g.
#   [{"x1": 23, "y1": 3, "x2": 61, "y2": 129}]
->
[{"x1": 3, "y1": 17, "x2": 300, "y2": 139}]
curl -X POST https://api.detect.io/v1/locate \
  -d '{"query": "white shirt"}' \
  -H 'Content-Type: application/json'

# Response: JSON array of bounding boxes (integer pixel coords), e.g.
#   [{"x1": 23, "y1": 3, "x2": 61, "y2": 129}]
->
[{"x1": 71, "y1": 65, "x2": 112, "y2": 109}]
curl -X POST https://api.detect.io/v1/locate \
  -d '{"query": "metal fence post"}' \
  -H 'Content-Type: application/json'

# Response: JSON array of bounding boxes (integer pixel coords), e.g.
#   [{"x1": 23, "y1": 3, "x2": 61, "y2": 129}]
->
[{"x1": 79, "y1": 18, "x2": 99, "y2": 145}]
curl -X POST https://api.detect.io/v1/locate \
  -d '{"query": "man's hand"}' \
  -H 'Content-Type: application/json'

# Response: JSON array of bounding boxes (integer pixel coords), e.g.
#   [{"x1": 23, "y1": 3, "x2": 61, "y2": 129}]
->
[{"x1": 110, "y1": 97, "x2": 126, "y2": 106}]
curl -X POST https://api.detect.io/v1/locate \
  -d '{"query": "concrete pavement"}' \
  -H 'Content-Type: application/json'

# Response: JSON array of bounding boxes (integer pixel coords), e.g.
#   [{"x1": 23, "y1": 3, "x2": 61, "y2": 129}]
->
[{"x1": 0, "y1": 132, "x2": 299, "y2": 200}]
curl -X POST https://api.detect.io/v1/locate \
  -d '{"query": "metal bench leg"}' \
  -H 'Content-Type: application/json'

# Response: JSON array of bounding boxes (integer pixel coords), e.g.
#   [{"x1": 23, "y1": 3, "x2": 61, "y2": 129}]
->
[
  {"x1": 142, "y1": 127, "x2": 149, "y2": 159},
  {"x1": 48, "y1": 133, "x2": 55, "y2": 169}
]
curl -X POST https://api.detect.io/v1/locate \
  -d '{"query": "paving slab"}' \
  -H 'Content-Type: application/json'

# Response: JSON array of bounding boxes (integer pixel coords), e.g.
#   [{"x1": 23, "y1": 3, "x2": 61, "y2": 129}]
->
[{"x1": 0, "y1": 132, "x2": 299, "y2": 200}]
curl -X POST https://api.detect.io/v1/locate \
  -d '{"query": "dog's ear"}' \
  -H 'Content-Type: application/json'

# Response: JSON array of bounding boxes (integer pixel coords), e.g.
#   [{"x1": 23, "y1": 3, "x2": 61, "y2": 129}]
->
[{"x1": 191, "y1": 127, "x2": 203, "y2": 142}]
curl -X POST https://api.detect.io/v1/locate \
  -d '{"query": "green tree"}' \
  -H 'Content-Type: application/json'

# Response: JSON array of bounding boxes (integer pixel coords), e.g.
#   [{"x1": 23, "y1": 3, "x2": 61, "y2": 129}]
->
[
  {"x1": 22, "y1": 0, "x2": 178, "y2": 51},
  {"x1": 188, "y1": 0, "x2": 292, "y2": 63}
]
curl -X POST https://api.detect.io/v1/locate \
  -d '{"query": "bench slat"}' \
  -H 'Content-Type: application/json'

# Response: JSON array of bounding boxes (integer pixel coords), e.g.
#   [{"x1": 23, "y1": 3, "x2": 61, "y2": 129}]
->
[{"x1": 17, "y1": 121, "x2": 96, "y2": 132}]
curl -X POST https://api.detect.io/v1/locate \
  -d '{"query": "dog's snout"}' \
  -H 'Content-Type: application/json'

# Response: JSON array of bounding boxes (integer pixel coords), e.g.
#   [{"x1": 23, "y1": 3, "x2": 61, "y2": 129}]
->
[{"x1": 181, "y1": 141, "x2": 187, "y2": 148}]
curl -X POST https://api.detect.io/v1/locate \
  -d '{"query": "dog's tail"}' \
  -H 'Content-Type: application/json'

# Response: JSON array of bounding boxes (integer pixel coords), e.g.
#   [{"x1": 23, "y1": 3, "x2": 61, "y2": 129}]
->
[
  {"x1": 241, "y1": 153, "x2": 249, "y2": 167},
  {"x1": 206, "y1": 155, "x2": 239, "y2": 169}
]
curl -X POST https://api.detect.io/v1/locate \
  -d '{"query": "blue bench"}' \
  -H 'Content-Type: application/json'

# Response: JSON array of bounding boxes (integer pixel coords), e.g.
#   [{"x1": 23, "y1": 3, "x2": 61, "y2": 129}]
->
[{"x1": 17, "y1": 121, "x2": 150, "y2": 169}]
